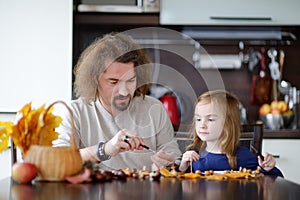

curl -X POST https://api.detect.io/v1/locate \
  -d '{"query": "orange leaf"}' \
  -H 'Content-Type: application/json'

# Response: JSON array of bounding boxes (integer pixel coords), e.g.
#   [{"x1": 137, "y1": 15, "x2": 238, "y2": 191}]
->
[
  {"x1": 1, "y1": 102, "x2": 63, "y2": 156},
  {"x1": 0, "y1": 122, "x2": 14, "y2": 153}
]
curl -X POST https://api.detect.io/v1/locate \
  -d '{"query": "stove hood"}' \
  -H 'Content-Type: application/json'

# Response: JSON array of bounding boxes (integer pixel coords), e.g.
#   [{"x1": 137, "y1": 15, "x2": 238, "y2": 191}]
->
[{"x1": 160, "y1": 0, "x2": 300, "y2": 26}]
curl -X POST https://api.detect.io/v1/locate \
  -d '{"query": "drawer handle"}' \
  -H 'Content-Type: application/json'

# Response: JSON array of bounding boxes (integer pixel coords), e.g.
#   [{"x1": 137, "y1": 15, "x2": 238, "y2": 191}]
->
[
  {"x1": 273, "y1": 155, "x2": 280, "y2": 158},
  {"x1": 210, "y1": 16, "x2": 272, "y2": 21}
]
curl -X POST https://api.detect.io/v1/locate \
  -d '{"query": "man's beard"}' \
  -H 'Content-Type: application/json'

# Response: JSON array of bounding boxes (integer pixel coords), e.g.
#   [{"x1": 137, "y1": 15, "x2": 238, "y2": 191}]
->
[{"x1": 112, "y1": 95, "x2": 131, "y2": 111}]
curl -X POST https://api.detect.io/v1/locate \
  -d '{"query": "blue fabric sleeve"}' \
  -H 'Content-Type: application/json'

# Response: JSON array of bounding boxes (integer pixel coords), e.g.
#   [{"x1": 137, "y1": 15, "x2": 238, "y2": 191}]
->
[
  {"x1": 237, "y1": 146, "x2": 284, "y2": 177},
  {"x1": 260, "y1": 167, "x2": 284, "y2": 177},
  {"x1": 189, "y1": 146, "x2": 284, "y2": 177}
]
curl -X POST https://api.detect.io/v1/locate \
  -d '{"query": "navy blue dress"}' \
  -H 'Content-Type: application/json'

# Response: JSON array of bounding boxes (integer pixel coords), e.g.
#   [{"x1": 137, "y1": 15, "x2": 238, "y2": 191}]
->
[{"x1": 191, "y1": 146, "x2": 283, "y2": 177}]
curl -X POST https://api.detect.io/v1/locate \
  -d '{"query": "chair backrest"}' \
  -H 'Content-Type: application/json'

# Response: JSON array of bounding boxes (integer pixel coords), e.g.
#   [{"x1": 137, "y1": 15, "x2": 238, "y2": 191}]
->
[
  {"x1": 11, "y1": 138, "x2": 17, "y2": 165},
  {"x1": 239, "y1": 123, "x2": 263, "y2": 157},
  {"x1": 176, "y1": 123, "x2": 264, "y2": 156}
]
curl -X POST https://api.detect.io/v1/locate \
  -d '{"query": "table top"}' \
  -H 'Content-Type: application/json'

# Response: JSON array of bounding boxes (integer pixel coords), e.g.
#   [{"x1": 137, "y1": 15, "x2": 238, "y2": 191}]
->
[{"x1": 1, "y1": 175, "x2": 300, "y2": 200}]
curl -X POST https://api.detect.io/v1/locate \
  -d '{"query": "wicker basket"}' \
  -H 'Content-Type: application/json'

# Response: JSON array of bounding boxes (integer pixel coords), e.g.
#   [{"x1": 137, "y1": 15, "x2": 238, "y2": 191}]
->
[{"x1": 24, "y1": 101, "x2": 83, "y2": 181}]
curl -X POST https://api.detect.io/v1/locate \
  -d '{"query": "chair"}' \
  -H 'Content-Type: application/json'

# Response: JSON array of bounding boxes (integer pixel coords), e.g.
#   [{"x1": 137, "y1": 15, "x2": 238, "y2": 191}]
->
[
  {"x1": 239, "y1": 123, "x2": 263, "y2": 157},
  {"x1": 11, "y1": 138, "x2": 17, "y2": 166}
]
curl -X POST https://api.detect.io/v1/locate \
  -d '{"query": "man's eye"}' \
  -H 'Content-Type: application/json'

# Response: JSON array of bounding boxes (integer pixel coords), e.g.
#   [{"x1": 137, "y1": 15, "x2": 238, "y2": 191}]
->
[
  {"x1": 128, "y1": 78, "x2": 136, "y2": 83},
  {"x1": 109, "y1": 80, "x2": 118, "y2": 85}
]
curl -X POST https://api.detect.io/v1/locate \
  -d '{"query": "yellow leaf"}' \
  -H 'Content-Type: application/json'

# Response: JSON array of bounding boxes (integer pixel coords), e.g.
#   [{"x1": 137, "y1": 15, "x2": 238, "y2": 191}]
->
[
  {"x1": 1, "y1": 102, "x2": 63, "y2": 156},
  {"x1": 0, "y1": 122, "x2": 14, "y2": 153}
]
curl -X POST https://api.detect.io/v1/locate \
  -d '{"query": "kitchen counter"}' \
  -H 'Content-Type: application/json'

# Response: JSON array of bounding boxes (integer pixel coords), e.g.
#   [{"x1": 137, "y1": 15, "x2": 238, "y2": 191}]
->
[{"x1": 263, "y1": 129, "x2": 300, "y2": 139}]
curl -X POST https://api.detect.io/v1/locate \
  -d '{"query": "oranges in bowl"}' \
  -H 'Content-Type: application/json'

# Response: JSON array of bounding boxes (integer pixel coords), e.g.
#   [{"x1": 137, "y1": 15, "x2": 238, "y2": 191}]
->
[
  {"x1": 259, "y1": 100, "x2": 288, "y2": 116},
  {"x1": 259, "y1": 100, "x2": 294, "y2": 129}
]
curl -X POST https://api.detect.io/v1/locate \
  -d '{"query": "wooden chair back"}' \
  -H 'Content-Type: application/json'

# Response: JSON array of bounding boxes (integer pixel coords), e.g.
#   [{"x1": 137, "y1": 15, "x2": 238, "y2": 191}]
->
[
  {"x1": 177, "y1": 123, "x2": 264, "y2": 156},
  {"x1": 240, "y1": 123, "x2": 263, "y2": 156}
]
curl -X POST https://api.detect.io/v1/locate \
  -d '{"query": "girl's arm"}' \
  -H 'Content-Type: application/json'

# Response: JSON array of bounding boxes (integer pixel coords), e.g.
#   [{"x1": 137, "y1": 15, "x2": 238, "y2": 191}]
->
[
  {"x1": 178, "y1": 151, "x2": 199, "y2": 172},
  {"x1": 258, "y1": 152, "x2": 284, "y2": 177}
]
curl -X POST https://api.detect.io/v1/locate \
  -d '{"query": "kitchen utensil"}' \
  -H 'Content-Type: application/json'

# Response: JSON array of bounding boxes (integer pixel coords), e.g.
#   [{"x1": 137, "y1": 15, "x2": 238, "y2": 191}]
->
[
  {"x1": 268, "y1": 48, "x2": 280, "y2": 101},
  {"x1": 277, "y1": 50, "x2": 291, "y2": 95},
  {"x1": 265, "y1": 113, "x2": 283, "y2": 130},
  {"x1": 250, "y1": 48, "x2": 273, "y2": 105},
  {"x1": 279, "y1": 80, "x2": 291, "y2": 95},
  {"x1": 282, "y1": 113, "x2": 295, "y2": 128},
  {"x1": 279, "y1": 50, "x2": 284, "y2": 80},
  {"x1": 268, "y1": 48, "x2": 280, "y2": 80},
  {"x1": 247, "y1": 48, "x2": 261, "y2": 72}
]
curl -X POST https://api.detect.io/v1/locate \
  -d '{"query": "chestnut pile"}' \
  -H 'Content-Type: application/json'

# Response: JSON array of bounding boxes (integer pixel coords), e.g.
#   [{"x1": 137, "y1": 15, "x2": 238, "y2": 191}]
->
[
  {"x1": 65, "y1": 161, "x2": 161, "y2": 184},
  {"x1": 65, "y1": 162, "x2": 263, "y2": 184}
]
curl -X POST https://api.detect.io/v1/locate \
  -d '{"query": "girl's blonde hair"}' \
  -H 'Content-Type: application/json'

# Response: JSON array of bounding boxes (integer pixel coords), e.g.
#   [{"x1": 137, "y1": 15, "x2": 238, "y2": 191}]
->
[
  {"x1": 74, "y1": 32, "x2": 152, "y2": 103},
  {"x1": 187, "y1": 90, "x2": 241, "y2": 169}
]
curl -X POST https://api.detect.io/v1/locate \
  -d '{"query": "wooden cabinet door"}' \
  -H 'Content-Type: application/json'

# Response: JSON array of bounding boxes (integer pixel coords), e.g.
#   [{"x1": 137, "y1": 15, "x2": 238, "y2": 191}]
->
[{"x1": 262, "y1": 139, "x2": 300, "y2": 184}]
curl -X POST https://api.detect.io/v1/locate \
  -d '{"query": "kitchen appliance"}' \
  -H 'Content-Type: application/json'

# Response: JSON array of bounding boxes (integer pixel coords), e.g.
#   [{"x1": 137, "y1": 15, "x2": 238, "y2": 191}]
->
[
  {"x1": 160, "y1": 94, "x2": 180, "y2": 127},
  {"x1": 77, "y1": 0, "x2": 160, "y2": 13}
]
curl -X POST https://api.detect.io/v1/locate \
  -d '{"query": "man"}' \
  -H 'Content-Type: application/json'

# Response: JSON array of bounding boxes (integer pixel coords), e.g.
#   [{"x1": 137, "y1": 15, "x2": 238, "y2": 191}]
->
[{"x1": 53, "y1": 32, "x2": 181, "y2": 171}]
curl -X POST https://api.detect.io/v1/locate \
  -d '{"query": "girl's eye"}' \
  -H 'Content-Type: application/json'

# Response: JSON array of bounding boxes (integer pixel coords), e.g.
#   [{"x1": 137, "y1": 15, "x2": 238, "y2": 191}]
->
[
  {"x1": 208, "y1": 118, "x2": 216, "y2": 122},
  {"x1": 195, "y1": 118, "x2": 216, "y2": 122}
]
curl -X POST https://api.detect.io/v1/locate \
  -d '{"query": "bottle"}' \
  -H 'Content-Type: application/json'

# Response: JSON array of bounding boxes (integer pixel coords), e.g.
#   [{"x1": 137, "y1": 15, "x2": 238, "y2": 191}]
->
[
  {"x1": 290, "y1": 87, "x2": 298, "y2": 129},
  {"x1": 296, "y1": 90, "x2": 300, "y2": 129}
]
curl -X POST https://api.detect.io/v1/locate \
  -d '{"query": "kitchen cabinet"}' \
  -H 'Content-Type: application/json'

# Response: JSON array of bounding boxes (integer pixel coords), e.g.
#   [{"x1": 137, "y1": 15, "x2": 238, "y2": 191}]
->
[
  {"x1": 72, "y1": 2, "x2": 300, "y2": 125},
  {"x1": 0, "y1": 0, "x2": 73, "y2": 112},
  {"x1": 161, "y1": 0, "x2": 300, "y2": 26},
  {"x1": 262, "y1": 139, "x2": 300, "y2": 184}
]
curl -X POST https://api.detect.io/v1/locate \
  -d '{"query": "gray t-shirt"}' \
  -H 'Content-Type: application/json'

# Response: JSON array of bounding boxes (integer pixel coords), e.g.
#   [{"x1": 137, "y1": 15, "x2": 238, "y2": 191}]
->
[{"x1": 53, "y1": 95, "x2": 181, "y2": 171}]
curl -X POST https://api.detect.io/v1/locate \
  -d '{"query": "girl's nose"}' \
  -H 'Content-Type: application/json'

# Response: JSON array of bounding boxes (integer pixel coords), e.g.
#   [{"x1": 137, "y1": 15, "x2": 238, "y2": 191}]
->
[{"x1": 199, "y1": 119, "x2": 207, "y2": 127}]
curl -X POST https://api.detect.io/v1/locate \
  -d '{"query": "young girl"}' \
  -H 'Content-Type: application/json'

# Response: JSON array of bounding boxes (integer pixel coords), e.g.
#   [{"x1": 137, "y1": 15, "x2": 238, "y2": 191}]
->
[{"x1": 179, "y1": 90, "x2": 283, "y2": 177}]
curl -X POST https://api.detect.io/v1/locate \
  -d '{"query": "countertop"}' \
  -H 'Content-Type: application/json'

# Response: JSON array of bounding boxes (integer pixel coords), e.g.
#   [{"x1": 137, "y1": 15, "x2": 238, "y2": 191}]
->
[
  {"x1": 1, "y1": 176, "x2": 300, "y2": 200},
  {"x1": 263, "y1": 129, "x2": 300, "y2": 139}
]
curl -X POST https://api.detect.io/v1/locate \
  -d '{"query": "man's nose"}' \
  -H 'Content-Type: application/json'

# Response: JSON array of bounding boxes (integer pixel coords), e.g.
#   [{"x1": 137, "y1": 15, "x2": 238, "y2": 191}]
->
[{"x1": 118, "y1": 82, "x2": 129, "y2": 96}]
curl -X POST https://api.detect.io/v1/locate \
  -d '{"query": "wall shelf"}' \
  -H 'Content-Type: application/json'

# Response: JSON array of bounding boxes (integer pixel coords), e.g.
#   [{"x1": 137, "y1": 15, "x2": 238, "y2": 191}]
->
[
  {"x1": 263, "y1": 129, "x2": 300, "y2": 139},
  {"x1": 74, "y1": 13, "x2": 159, "y2": 26}
]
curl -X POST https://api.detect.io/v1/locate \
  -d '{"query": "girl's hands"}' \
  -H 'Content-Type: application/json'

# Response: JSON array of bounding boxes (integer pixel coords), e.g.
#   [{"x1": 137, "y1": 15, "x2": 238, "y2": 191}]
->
[
  {"x1": 258, "y1": 152, "x2": 276, "y2": 171},
  {"x1": 178, "y1": 150, "x2": 200, "y2": 172}
]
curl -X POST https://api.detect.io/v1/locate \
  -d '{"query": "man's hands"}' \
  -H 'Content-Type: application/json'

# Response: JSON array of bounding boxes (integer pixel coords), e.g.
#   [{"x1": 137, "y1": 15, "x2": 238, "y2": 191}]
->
[
  {"x1": 151, "y1": 150, "x2": 176, "y2": 171},
  {"x1": 104, "y1": 129, "x2": 145, "y2": 157}
]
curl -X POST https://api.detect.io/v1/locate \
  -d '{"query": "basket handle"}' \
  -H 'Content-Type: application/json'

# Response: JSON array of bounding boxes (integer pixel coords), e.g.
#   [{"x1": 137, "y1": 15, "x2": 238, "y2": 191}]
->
[{"x1": 40, "y1": 100, "x2": 77, "y2": 149}]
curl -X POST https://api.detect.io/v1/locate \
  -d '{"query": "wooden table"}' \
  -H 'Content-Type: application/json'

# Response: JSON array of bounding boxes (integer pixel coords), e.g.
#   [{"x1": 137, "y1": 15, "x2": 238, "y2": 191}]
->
[{"x1": 1, "y1": 175, "x2": 300, "y2": 200}]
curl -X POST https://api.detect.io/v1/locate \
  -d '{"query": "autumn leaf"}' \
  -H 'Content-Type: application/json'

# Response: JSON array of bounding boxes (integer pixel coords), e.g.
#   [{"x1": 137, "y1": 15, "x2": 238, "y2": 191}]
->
[
  {"x1": 37, "y1": 106, "x2": 62, "y2": 146},
  {"x1": 0, "y1": 122, "x2": 13, "y2": 153},
  {"x1": 1, "y1": 102, "x2": 63, "y2": 156}
]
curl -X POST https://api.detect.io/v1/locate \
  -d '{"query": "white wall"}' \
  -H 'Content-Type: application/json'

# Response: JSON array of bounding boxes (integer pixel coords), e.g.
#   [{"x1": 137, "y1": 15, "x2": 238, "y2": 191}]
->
[
  {"x1": 0, "y1": 0, "x2": 73, "y2": 112},
  {"x1": 0, "y1": 0, "x2": 73, "y2": 179}
]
